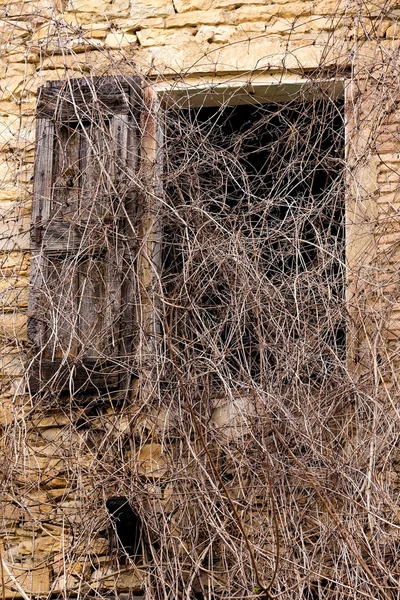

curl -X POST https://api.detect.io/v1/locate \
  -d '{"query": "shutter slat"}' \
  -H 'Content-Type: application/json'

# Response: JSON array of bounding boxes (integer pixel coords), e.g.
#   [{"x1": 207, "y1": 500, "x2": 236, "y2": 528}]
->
[
  {"x1": 44, "y1": 254, "x2": 79, "y2": 359},
  {"x1": 52, "y1": 124, "x2": 81, "y2": 220},
  {"x1": 29, "y1": 358, "x2": 120, "y2": 394},
  {"x1": 28, "y1": 118, "x2": 55, "y2": 348},
  {"x1": 33, "y1": 221, "x2": 113, "y2": 252}
]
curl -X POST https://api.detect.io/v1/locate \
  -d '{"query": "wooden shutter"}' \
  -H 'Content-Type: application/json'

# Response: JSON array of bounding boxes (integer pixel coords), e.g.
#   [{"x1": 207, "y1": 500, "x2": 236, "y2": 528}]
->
[{"x1": 28, "y1": 76, "x2": 141, "y2": 394}]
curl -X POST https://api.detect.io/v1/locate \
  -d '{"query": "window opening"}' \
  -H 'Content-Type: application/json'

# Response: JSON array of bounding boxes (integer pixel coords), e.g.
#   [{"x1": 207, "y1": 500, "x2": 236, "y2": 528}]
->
[{"x1": 163, "y1": 96, "x2": 345, "y2": 391}]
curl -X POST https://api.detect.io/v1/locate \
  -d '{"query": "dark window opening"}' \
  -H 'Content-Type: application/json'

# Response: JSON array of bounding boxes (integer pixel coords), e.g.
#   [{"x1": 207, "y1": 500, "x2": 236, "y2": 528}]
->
[{"x1": 163, "y1": 98, "x2": 345, "y2": 389}]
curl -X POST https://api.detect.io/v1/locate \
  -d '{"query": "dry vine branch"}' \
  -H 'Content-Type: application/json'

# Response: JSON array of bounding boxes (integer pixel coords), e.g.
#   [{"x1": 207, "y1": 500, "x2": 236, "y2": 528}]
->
[{"x1": 2, "y1": 2, "x2": 400, "y2": 599}]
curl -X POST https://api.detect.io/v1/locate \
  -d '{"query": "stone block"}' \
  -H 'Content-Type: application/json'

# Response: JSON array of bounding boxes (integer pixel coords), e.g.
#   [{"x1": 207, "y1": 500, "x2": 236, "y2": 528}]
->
[
  {"x1": 0, "y1": 252, "x2": 29, "y2": 277},
  {"x1": 0, "y1": 346, "x2": 26, "y2": 377},
  {"x1": 137, "y1": 27, "x2": 195, "y2": 46},
  {"x1": 175, "y1": 0, "x2": 266, "y2": 9},
  {"x1": 55, "y1": 500, "x2": 85, "y2": 525},
  {"x1": 80, "y1": 23, "x2": 110, "y2": 38},
  {"x1": 91, "y1": 565, "x2": 144, "y2": 591},
  {"x1": 104, "y1": 31, "x2": 138, "y2": 49},
  {"x1": 210, "y1": 394, "x2": 255, "y2": 440},
  {"x1": 0, "y1": 200, "x2": 31, "y2": 252},
  {"x1": 35, "y1": 534, "x2": 73, "y2": 554},
  {"x1": 142, "y1": 34, "x2": 327, "y2": 75},
  {"x1": 52, "y1": 574, "x2": 81, "y2": 592},
  {"x1": 0, "y1": 277, "x2": 29, "y2": 311},
  {"x1": 0, "y1": 501, "x2": 23, "y2": 527},
  {"x1": 65, "y1": 0, "x2": 129, "y2": 17},
  {"x1": 137, "y1": 443, "x2": 167, "y2": 478},
  {"x1": 166, "y1": 9, "x2": 229, "y2": 27},
  {"x1": 231, "y1": 3, "x2": 314, "y2": 23},
  {"x1": 195, "y1": 25, "x2": 248, "y2": 44},
  {"x1": 174, "y1": 0, "x2": 212, "y2": 10},
  {"x1": 2, "y1": 561, "x2": 50, "y2": 598},
  {"x1": 0, "y1": 116, "x2": 35, "y2": 149},
  {"x1": 0, "y1": 314, "x2": 27, "y2": 341},
  {"x1": 131, "y1": 0, "x2": 174, "y2": 20},
  {"x1": 386, "y1": 23, "x2": 400, "y2": 39}
]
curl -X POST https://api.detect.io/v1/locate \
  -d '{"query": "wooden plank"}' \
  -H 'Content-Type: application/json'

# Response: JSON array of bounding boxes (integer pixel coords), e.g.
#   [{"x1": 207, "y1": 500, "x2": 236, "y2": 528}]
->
[
  {"x1": 28, "y1": 118, "x2": 54, "y2": 347},
  {"x1": 110, "y1": 114, "x2": 139, "y2": 386},
  {"x1": 43, "y1": 254, "x2": 79, "y2": 359},
  {"x1": 52, "y1": 124, "x2": 81, "y2": 221},
  {"x1": 78, "y1": 255, "x2": 105, "y2": 357},
  {"x1": 29, "y1": 358, "x2": 123, "y2": 393},
  {"x1": 137, "y1": 87, "x2": 163, "y2": 394},
  {"x1": 33, "y1": 220, "x2": 111, "y2": 252},
  {"x1": 37, "y1": 76, "x2": 142, "y2": 121},
  {"x1": 110, "y1": 113, "x2": 140, "y2": 227},
  {"x1": 79, "y1": 120, "x2": 111, "y2": 220}
]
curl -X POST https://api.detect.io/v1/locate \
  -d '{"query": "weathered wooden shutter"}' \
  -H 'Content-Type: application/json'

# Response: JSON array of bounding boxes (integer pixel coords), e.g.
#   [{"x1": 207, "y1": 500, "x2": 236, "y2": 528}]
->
[{"x1": 28, "y1": 76, "x2": 141, "y2": 394}]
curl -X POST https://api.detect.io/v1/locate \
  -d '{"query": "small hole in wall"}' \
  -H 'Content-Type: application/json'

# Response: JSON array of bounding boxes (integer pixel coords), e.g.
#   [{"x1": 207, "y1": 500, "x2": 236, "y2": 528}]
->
[{"x1": 106, "y1": 496, "x2": 143, "y2": 564}]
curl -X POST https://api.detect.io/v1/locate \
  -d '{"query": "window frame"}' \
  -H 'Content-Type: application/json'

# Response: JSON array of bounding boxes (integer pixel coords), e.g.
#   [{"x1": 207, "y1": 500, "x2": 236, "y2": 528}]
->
[{"x1": 139, "y1": 77, "x2": 348, "y2": 389}]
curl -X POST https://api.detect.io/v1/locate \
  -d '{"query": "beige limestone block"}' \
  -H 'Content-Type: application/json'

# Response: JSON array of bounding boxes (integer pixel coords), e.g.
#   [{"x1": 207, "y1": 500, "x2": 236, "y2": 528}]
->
[
  {"x1": 104, "y1": 31, "x2": 138, "y2": 49},
  {"x1": 114, "y1": 16, "x2": 165, "y2": 31},
  {"x1": 0, "y1": 200, "x2": 31, "y2": 252},
  {"x1": 137, "y1": 27, "x2": 195, "y2": 46},
  {"x1": 130, "y1": 0, "x2": 174, "y2": 20},
  {"x1": 0, "y1": 74, "x2": 38, "y2": 102},
  {"x1": 55, "y1": 500, "x2": 85, "y2": 524},
  {"x1": 52, "y1": 574, "x2": 81, "y2": 592},
  {"x1": 194, "y1": 24, "x2": 266, "y2": 44},
  {"x1": 6, "y1": 51, "x2": 39, "y2": 65},
  {"x1": 66, "y1": 0, "x2": 129, "y2": 18},
  {"x1": 20, "y1": 494, "x2": 55, "y2": 521},
  {"x1": 35, "y1": 534, "x2": 73, "y2": 554},
  {"x1": 0, "y1": 345, "x2": 26, "y2": 378},
  {"x1": 0, "y1": 252, "x2": 30, "y2": 277},
  {"x1": 266, "y1": 15, "x2": 337, "y2": 35},
  {"x1": 143, "y1": 35, "x2": 327, "y2": 75},
  {"x1": 0, "y1": 22, "x2": 31, "y2": 44},
  {"x1": 231, "y1": 3, "x2": 314, "y2": 23},
  {"x1": 211, "y1": 395, "x2": 255, "y2": 440},
  {"x1": 0, "y1": 277, "x2": 29, "y2": 311},
  {"x1": 80, "y1": 23, "x2": 110, "y2": 38},
  {"x1": 0, "y1": 98, "x2": 37, "y2": 120},
  {"x1": 0, "y1": 500, "x2": 23, "y2": 525},
  {"x1": 175, "y1": 0, "x2": 268, "y2": 9},
  {"x1": 106, "y1": 0, "x2": 131, "y2": 18},
  {"x1": 137, "y1": 443, "x2": 167, "y2": 478},
  {"x1": 166, "y1": 9, "x2": 229, "y2": 27},
  {"x1": 0, "y1": 182, "x2": 28, "y2": 202},
  {"x1": 313, "y1": 0, "x2": 382, "y2": 15},
  {"x1": 0, "y1": 399, "x2": 17, "y2": 425},
  {"x1": 76, "y1": 536, "x2": 108, "y2": 555},
  {"x1": 0, "y1": 115, "x2": 35, "y2": 148},
  {"x1": 34, "y1": 412, "x2": 71, "y2": 428},
  {"x1": 0, "y1": 62, "x2": 36, "y2": 80},
  {"x1": 6, "y1": 538, "x2": 35, "y2": 559},
  {"x1": 3, "y1": 562, "x2": 50, "y2": 598},
  {"x1": 239, "y1": 21, "x2": 266, "y2": 32},
  {"x1": 0, "y1": 314, "x2": 27, "y2": 340},
  {"x1": 174, "y1": 0, "x2": 212, "y2": 10},
  {"x1": 40, "y1": 35, "x2": 105, "y2": 54},
  {"x1": 0, "y1": 0, "x2": 62, "y2": 17},
  {"x1": 91, "y1": 565, "x2": 144, "y2": 591},
  {"x1": 39, "y1": 49, "x2": 131, "y2": 73},
  {"x1": 386, "y1": 22, "x2": 400, "y2": 39},
  {"x1": 195, "y1": 25, "x2": 237, "y2": 44}
]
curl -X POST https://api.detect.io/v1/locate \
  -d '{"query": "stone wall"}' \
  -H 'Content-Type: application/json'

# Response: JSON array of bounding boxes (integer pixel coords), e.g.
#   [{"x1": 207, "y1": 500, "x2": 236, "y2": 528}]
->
[{"x1": 1, "y1": 0, "x2": 400, "y2": 597}]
